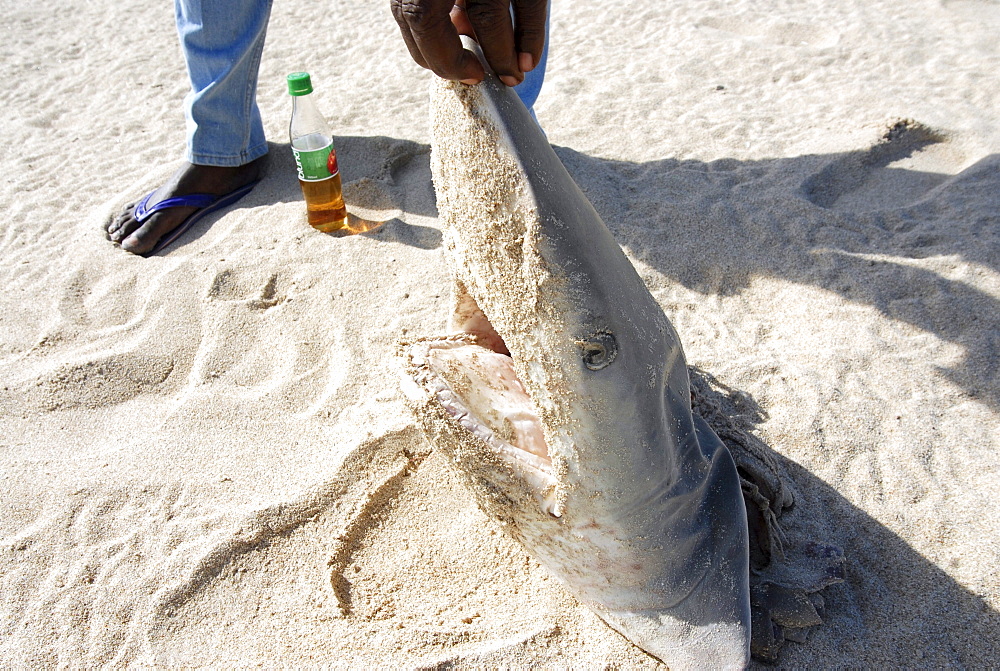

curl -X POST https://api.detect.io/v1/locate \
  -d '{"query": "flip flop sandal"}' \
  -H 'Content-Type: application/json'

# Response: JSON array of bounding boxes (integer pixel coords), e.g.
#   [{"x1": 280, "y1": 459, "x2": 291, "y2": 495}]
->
[{"x1": 131, "y1": 180, "x2": 260, "y2": 257}]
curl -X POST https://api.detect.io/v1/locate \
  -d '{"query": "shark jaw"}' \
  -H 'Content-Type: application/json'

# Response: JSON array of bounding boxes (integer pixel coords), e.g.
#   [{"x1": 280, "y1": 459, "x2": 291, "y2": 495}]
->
[{"x1": 404, "y1": 331, "x2": 563, "y2": 518}]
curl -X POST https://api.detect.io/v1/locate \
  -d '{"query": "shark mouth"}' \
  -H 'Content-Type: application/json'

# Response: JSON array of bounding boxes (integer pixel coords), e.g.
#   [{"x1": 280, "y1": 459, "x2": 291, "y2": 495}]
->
[{"x1": 405, "y1": 324, "x2": 561, "y2": 517}]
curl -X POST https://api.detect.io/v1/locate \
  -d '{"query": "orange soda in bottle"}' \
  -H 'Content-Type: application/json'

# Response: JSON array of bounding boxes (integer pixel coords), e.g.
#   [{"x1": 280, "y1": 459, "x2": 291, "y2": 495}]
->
[{"x1": 287, "y1": 72, "x2": 348, "y2": 231}]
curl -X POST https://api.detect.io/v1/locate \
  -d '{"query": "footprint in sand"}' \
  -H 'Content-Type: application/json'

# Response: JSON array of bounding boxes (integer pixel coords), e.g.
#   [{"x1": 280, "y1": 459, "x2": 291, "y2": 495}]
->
[
  {"x1": 193, "y1": 265, "x2": 350, "y2": 413},
  {"x1": 803, "y1": 120, "x2": 967, "y2": 212},
  {"x1": 19, "y1": 353, "x2": 175, "y2": 411},
  {"x1": 206, "y1": 268, "x2": 285, "y2": 310},
  {"x1": 335, "y1": 138, "x2": 427, "y2": 215}
]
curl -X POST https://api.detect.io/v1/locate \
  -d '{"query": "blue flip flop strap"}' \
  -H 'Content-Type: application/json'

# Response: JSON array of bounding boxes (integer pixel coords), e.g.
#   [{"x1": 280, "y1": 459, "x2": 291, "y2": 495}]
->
[{"x1": 134, "y1": 192, "x2": 223, "y2": 223}]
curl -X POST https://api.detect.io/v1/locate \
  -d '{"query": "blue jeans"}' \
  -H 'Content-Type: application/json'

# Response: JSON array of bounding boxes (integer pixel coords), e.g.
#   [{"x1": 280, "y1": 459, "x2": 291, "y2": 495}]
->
[{"x1": 176, "y1": 0, "x2": 549, "y2": 167}]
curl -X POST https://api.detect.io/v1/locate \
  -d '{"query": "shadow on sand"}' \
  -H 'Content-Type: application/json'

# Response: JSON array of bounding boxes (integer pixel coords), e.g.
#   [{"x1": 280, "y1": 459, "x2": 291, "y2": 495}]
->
[
  {"x1": 295, "y1": 129, "x2": 998, "y2": 411},
  {"x1": 170, "y1": 128, "x2": 999, "y2": 664},
  {"x1": 689, "y1": 367, "x2": 999, "y2": 667}
]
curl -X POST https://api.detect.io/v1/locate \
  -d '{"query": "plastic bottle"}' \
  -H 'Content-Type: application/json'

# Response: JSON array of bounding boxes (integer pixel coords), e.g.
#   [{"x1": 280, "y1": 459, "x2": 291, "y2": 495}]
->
[{"x1": 287, "y1": 72, "x2": 348, "y2": 231}]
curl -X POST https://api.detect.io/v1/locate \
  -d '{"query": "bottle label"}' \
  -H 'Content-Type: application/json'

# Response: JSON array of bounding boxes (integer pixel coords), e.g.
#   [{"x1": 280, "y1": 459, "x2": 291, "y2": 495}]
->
[{"x1": 292, "y1": 143, "x2": 340, "y2": 182}]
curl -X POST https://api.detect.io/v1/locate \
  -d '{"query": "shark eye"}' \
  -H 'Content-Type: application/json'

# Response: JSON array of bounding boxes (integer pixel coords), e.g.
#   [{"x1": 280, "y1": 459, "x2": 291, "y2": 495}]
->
[{"x1": 577, "y1": 331, "x2": 618, "y2": 370}]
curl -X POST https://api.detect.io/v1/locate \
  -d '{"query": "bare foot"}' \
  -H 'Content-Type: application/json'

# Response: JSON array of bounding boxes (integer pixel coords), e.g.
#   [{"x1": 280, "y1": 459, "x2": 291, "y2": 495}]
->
[{"x1": 107, "y1": 156, "x2": 267, "y2": 255}]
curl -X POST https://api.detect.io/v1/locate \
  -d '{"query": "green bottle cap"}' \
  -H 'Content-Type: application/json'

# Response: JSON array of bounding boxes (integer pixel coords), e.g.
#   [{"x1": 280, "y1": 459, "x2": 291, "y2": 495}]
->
[{"x1": 287, "y1": 72, "x2": 313, "y2": 96}]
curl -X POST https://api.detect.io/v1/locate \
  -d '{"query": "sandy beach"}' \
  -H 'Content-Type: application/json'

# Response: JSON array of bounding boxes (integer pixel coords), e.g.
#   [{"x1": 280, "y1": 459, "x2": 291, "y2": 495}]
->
[{"x1": 2, "y1": 0, "x2": 999, "y2": 666}]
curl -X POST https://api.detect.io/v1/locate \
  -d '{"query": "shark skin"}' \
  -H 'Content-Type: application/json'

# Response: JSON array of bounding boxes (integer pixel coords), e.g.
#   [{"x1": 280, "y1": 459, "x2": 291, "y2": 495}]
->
[{"x1": 403, "y1": 46, "x2": 752, "y2": 669}]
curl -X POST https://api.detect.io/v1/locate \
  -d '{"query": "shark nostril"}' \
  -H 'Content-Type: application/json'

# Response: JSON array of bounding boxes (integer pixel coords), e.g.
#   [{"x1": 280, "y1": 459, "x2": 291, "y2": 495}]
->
[{"x1": 577, "y1": 331, "x2": 618, "y2": 370}]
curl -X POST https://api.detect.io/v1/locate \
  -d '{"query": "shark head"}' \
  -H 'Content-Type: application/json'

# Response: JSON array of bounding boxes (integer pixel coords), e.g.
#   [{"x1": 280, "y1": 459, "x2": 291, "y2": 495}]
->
[{"x1": 404, "y1": 49, "x2": 751, "y2": 669}]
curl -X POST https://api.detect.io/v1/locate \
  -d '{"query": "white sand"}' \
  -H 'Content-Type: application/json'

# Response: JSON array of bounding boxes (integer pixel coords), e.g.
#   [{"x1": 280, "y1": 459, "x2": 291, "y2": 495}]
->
[{"x1": 2, "y1": 0, "x2": 998, "y2": 666}]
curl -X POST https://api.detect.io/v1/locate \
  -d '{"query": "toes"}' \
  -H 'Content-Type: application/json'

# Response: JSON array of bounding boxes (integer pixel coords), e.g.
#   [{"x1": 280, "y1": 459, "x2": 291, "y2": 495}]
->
[
  {"x1": 118, "y1": 207, "x2": 195, "y2": 255},
  {"x1": 109, "y1": 214, "x2": 140, "y2": 243},
  {"x1": 107, "y1": 203, "x2": 138, "y2": 238},
  {"x1": 120, "y1": 224, "x2": 158, "y2": 255}
]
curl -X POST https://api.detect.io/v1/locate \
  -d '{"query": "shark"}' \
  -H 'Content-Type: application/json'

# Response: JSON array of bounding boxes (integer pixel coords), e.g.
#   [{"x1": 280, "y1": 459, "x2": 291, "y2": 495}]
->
[{"x1": 402, "y1": 41, "x2": 842, "y2": 668}]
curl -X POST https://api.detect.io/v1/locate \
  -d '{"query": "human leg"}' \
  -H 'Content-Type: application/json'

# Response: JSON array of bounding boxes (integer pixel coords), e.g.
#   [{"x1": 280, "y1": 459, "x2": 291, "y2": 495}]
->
[
  {"x1": 108, "y1": 0, "x2": 273, "y2": 255},
  {"x1": 179, "y1": 0, "x2": 273, "y2": 166}
]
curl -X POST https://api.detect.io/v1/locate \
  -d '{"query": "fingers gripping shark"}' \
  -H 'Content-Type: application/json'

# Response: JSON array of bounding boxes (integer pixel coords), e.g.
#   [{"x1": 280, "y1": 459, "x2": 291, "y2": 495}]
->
[{"x1": 403, "y1": 46, "x2": 753, "y2": 668}]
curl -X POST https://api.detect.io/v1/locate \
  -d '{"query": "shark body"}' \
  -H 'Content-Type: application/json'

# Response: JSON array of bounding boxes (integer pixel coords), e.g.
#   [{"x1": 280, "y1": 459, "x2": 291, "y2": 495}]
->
[{"x1": 404, "y1": 54, "x2": 754, "y2": 668}]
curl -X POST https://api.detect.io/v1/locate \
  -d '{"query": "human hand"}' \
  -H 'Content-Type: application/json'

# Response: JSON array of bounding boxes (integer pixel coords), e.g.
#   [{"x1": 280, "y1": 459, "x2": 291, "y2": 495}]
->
[{"x1": 390, "y1": 0, "x2": 547, "y2": 87}]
